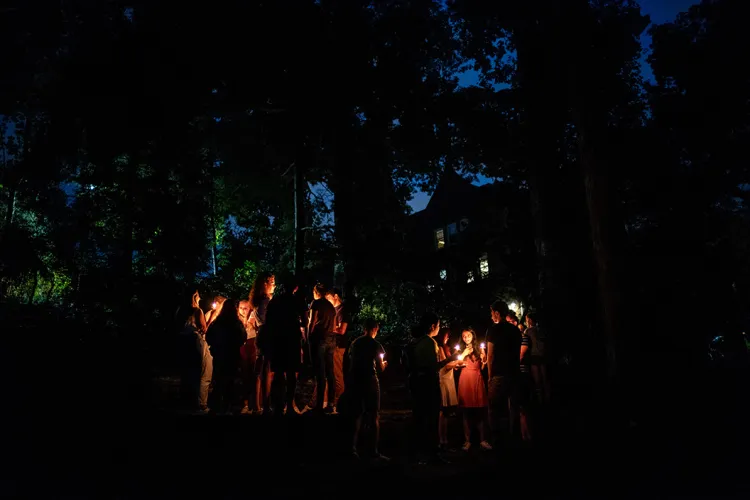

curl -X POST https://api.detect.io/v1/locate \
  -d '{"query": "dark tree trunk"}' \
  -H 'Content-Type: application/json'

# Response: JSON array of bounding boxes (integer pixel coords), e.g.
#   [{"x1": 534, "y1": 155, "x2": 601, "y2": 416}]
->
[
  {"x1": 575, "y1": 114, "x2": 628, "y2": 381},
  {"x1": 294, "y1": 155, "x2": 306, "y2": 278},
  {"x1": 28, "y1": 271, "x2": 38, "y2": 304},
  {"x1": 515, "y1": 22, "x2": 573, "y2": 354},
  {"x1": 46, "y1": 275, "x2": 56, "y2": 302},
  {"x1": 209, "y1": 191, "x2": 218, "y2": 277},
  {"x1": 4, "y1": 184, "x2": 16, "y2": 231}
]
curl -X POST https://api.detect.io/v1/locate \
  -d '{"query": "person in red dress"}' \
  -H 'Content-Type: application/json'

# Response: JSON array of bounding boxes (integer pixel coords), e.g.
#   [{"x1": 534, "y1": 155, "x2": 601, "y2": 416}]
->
[{"x1": 456, "y1": 327, "x2": 492, "y2": 451}]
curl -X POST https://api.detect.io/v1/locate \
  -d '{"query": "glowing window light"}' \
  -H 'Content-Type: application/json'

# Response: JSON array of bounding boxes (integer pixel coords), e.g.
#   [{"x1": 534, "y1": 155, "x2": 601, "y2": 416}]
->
[
  {"x1": 479, "y1": 253, "x2": 489, "y2": 278},
  {"x1": 435, "y1": 229, "x2": 445, "y2": 249}
]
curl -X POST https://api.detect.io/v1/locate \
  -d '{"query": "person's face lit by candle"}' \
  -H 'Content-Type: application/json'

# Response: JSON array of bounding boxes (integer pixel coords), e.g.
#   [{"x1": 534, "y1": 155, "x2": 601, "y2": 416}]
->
[
  {"x1": 265, "y1": 276, "x2": 276, "y2": 297},
  {"x1": 462, "y1": 329, "x2": 474, "y2": 345},
  {"x1": 238, "y1": 300, "x2": 250, "y2": 322}
]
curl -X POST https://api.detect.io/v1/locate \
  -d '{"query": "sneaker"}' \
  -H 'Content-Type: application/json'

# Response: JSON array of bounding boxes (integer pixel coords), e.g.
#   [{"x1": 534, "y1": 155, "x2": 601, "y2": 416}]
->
[
  {"x1": 329, "y1": 405, "x2": 338, "y2": 415},
  {"x1": 301, "y1": 405, "x2": 313, "y2": 414},
  {"x1": 480, "y1": 440, "x2": 493, "y2": 451},
  {"x1": 292, "y1": 403, "x2": 303, "y2": 415},
  {"x1": 323, "y1": 405, "x2": 335, "y2": 415},
  {"x1": 462, "y1": 441, "x2": 471, "y2": 452},
  {"x1": 240, "y1": 405, "x2": 252, "y2": 415}
]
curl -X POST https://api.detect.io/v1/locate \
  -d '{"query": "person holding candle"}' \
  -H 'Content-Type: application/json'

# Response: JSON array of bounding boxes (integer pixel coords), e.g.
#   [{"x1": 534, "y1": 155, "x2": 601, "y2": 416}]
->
[
  {"x1": 238, "y1": 299, "x2": 260, "y2": 414},
  {"x1": 266, "y1": 276, "x2": 306, "y2": 415},
  {"x1": 406, "y1": 312, "x2": 458, "y2": 464},
  {"x1": 306, "y1": 283, "x2": 337, "y2": 414},
  {"x1": 485, "y1": 300, "x2": 522, "y2": 445},
  {"x1": 177, "y1": 289, "x2": 212, "y2": 414},
  {"x1": 250, "y1": 272, "x2": 276, "y2": 414},
  {"x1": 345, "y1": 318, "x2": 388, "y2": 461},
  {"x1": 205, "y1": 295, "x2": 226, "y2": 328},
  {"x1": 456, "y1": 327, "x2": 492, "y2": 451},
  {"x1": 205, "y1": 299, "x2": 246, "y2": 415},
  {"x1": 438, "y1": 329, "x2": 460, "y2": 450}
]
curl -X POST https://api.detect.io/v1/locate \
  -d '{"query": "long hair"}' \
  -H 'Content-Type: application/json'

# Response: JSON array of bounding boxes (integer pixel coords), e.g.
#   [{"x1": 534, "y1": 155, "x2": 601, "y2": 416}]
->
[
  {"x1": 212, "y1": 299, "x2": 241, "y2": 329},
  {"x1": 177, "y1": 289, "x2": 201, "y2": 329},
  {"x1": 250, "y1": 272, "x2": 274, "y2": 309},
  {"x1": 459, "y1": 327, "x2": 482, "y2": 361}
]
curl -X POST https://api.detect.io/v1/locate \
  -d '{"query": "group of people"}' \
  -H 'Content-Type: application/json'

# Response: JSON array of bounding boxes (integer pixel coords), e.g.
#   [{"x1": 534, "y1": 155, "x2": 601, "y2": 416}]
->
[
  {"x1": 177, "y1": 271, "x2": 549, "y2": 462},
  {"x1": 177, "y1": 272, "x2": 389, "y2": 458},
  {"x1": 408, "y1": 300, "x2": 549, "y2": 463}
]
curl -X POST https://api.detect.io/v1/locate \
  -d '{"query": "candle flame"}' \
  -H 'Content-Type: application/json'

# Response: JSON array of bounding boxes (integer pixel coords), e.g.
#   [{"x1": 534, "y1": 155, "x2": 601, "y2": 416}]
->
[
  {"x1": 480, "y1": 343, "x2": 486, "y2": 349},
  {"x1": 212, "y1": 302, "x2": 217, "y2": 309},
  {"x1": 379, "y1": 353, "x2": 385, "y2": 359},
  {"x1": 454, "y1": 344, "x2": 460, "y2": 351}
]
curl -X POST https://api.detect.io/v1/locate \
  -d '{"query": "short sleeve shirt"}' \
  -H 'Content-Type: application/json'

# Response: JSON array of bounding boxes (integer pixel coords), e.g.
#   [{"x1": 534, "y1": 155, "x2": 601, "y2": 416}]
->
[
  {"x1": 310, "y1": 298, "x2": 336, "y2": 339},
  {"x1": 348, "y1": 335, "x2": 385, "y2": 380},
  {"x1": 485, "y1": 322, "x2": 521, "y2": 377},
  {"x1": 520, "y1": 333, "x2": 531, "y2": 373}
]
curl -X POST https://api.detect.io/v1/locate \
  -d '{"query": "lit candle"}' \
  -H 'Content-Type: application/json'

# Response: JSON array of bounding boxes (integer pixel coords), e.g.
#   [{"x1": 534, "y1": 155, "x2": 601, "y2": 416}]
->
[
  {"x1": 454, "y1": 344, "x2": 460, "y2": 351},
  {"x1": 457, "y1": 354, "x2": 464, "y2": 361},
  {"x1": 480, "y1": 342, "x2": 486, "y2": 350},
  {"x1": 212, "y1": 302, "x2": 217, "y2": 310},
  {"x1": 379, "y1": 353, "x2": 385, "y2": 360}
]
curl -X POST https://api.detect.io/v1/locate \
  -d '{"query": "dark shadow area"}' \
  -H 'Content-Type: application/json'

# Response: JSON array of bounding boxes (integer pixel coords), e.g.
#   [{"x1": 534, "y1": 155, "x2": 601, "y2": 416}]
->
[{"x1": 3, "y1": 306, "x2": 748, "y2": 498}]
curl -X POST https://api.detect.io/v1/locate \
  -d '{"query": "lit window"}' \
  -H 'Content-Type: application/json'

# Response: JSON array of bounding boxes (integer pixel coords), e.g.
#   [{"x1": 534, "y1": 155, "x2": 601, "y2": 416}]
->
[
  {"x1": 466, "y1": 271, "x2": 474, "y2": 283},
  {"x1": 435, "y1": 229, "x2": 445, "y2": 249},
  {"x1": 440, "y1": 269, "x2": 447, "y2": 281},
  {"x1": 479, "y1": 253, "x2": 489, "y2": 278}
]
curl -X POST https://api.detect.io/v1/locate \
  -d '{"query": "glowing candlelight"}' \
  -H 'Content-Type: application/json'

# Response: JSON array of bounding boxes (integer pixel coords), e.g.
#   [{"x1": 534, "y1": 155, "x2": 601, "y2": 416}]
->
[
  {"x1": 212, "y1": 302, "x2": 217, "y2": 310},
  {"x1": 457, "y1": 354, "x2": 464, "y2": 361},
  {"x1": 480, "y1": 342, "x2": 486, "y2": 350},
  {"x1": 454, "y1": 344, "x2": 460, "y2": 351},
  {"x1": 379, "y1": 353, "x2": 385, "y2": 360}
]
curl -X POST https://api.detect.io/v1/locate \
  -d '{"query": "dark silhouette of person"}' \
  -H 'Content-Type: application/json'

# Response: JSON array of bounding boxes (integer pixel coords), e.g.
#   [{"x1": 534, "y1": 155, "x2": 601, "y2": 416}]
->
[
  {"x1": 206, "y1": 299, "x2": 246, "y2": 415},
  {"x1": 345, "y1": 318, "x2": 389, "y2": 461},
  {"x1": 407, "y1": 312, "x2": 456, "y2": 463},
  {"x1": 266, "y1": 276, "x2": 306, "y2": 415},
  {"x1": 307, "y1": 283, "x2": 337, "y2": 413}
]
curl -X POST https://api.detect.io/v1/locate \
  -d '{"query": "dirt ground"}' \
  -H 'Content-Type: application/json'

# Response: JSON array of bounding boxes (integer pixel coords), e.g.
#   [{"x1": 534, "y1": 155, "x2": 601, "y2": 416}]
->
[{"x1": 5, "y1": 362, "x2": 749, "y2": 498}]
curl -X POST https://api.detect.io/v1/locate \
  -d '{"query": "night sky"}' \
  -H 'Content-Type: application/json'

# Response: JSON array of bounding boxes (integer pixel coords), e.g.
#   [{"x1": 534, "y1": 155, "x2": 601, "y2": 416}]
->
[{"x1": 409, "y1": 0, "x2": 700, "y2": 212}]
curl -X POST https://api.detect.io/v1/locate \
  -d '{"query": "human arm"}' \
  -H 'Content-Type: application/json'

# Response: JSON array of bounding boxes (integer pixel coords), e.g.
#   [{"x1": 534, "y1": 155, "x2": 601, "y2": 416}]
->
[
  {"x1": 377, "y1": 348, "x2": 387, "y2": 372},
  {"x1": 308, "y1": 307, "x2": 318, "y2": 338},
  {"x1": 487, "y1": 341, "x2": 495, "y2": 379},
  {"x1": 335, "y1": 320, "x2": 348, "y2": 336},
  {"x1": 520, "y1": 335, "x2": 529, "y2": 362},
  {"x1": 195, "y1": 308, "x2": 207, "y2": 335},
  {"x1": 437, "y1": 353, "x2": 458, "y2": 369}
]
